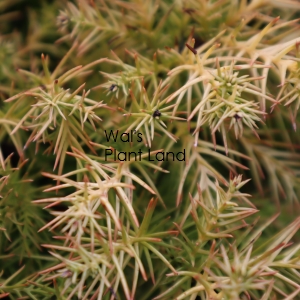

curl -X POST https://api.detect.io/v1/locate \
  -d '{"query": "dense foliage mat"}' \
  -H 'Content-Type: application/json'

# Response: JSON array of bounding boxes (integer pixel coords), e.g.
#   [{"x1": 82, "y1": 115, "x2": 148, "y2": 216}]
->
[{"x1": 0, "y1": 0, "x2": 300, "y2": 299}]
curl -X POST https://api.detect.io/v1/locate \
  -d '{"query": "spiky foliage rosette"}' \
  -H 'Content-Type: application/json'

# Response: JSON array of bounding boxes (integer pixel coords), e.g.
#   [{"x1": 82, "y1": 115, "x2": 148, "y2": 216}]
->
[{"x1": 0, "y1": 0, "x2": 300, "y2": 299}]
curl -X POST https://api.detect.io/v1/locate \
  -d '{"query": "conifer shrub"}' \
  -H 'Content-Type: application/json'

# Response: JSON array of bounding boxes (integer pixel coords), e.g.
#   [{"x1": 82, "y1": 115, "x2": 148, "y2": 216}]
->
[{"x1": 0, "y1": 0, "x2": 300, "y2": 299}]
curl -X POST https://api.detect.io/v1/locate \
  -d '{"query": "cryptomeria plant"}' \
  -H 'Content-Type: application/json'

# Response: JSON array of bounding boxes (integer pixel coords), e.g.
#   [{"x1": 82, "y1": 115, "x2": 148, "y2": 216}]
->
[{"x1": 0, "y1": 0, "x2": 300, "y2": 299}]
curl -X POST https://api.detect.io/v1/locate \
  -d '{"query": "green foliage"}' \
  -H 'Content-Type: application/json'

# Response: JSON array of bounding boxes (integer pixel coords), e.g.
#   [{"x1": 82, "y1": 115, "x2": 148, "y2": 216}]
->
[{"x1": 0, "y1": 0, "x2": 300, "y2": 299}]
